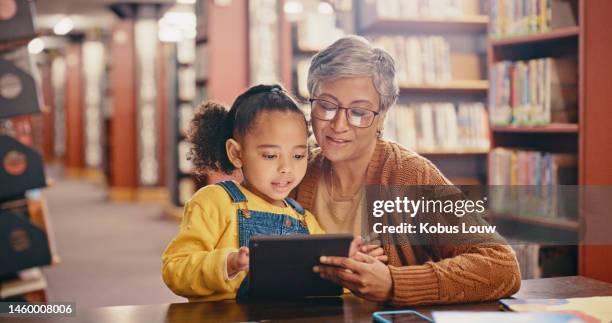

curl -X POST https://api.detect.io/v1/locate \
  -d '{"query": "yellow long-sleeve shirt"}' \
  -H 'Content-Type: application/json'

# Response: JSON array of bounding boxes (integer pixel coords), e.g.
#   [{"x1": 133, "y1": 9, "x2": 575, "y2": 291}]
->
[{"x1": 162, "y1": 182, "x2": 325, "y2": 302}]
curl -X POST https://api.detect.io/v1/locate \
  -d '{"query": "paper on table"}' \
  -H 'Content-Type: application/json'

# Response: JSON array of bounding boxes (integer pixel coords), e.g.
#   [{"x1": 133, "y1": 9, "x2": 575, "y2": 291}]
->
[
  {"x1": 501, "y1": 296, "x2": 612, "y2": 323},
  {"x1": 432, "y1": 311, "x2": 585, "y2": 323}
]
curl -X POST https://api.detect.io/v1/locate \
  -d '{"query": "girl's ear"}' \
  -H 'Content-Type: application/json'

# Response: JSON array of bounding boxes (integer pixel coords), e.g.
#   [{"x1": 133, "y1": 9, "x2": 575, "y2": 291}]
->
[{"x1": 226, "y1": 138, "x2": 243, "y2": 168}]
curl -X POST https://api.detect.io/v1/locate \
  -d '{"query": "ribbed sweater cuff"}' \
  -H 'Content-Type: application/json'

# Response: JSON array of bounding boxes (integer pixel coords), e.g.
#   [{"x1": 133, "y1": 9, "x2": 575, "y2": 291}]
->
[{"x1": 388, "y1": 263, "x2": 440, "y2": 306}]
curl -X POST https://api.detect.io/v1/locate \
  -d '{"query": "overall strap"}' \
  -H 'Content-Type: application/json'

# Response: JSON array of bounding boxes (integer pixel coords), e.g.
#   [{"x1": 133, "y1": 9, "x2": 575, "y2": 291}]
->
[
  {"x1": 284, "y1": 197, "x2": 305, "y2": 215},
  {"x1": 215, "y1": 181, "x2": 247, "y2": 203}
]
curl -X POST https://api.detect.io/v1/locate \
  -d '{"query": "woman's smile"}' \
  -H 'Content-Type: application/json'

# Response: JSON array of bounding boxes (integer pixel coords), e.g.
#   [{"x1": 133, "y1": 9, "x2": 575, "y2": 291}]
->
[{"x1": 326, "y1": 135, "x2": 352, "y2": 146}]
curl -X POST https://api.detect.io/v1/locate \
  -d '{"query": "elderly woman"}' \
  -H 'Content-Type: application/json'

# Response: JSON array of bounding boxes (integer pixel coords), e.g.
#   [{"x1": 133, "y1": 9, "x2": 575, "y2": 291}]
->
[{"x1": 294, "y1": 35, "x2": 521, "y2": 306}]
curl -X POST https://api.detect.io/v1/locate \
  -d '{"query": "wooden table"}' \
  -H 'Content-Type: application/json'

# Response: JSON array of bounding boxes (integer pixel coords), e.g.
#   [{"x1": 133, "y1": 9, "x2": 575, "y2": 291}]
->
[{"x1": 7, "y1": 276, "x2": 612, "y2": 323}]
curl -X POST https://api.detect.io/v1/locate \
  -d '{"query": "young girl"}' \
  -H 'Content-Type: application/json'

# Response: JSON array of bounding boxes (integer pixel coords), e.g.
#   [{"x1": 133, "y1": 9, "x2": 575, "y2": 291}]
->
[{"x1": 162, "y1": 84, "x2": 328, "y2": 302}]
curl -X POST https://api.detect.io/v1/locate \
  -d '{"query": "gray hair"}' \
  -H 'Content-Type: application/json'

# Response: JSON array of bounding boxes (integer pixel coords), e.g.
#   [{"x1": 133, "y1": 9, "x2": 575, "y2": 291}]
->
[{"x1": 307, "y1": 35, "x2": 399, "y2": 111}]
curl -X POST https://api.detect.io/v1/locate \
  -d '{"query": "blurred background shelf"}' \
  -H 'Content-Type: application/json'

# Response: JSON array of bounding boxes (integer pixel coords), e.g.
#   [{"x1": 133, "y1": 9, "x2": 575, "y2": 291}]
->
[
  {"x1": 361, "y1": 16, "x2": 489, "y2": 34},
  {"x1": 399, "y1": 80, "x2": 489, "y2": 93},
  {"x1": 490, "y1": 213, "x2": 580, "y2": 232},
  {"x1": 492, "y1": 124, "x2": 579, "y2": 134},
  {"x1": 490, "y1": 27, "x2": 580, "y2": 61},
  {"x1": 490, "y1": 26, "x2": 580, "y2": 47},
  {"x1": 418, "y1": 149, "x2": 489, "y2": 156}
]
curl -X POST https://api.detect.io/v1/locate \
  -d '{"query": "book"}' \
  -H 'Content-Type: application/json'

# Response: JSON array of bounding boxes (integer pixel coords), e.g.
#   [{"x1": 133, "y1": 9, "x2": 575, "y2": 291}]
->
[
  {"x1": 0, "y1": 268, "x2": 47, "y2": 300},
  {"x1": 177, "y1": 39, "x2": 195, "y2": 64},
  {"x1": 178, "y1": 67, "x2": 196, "y2": 102},
  {"x1": 384, "y1": 102, "x2": 488, "y2": 153},
  {"x1": 489, "y1": 0, "x2": 578, "y2": 38},
  {"x1": 177, "y1": 140, "x2": 193, "y2": 174},
  {"x1": 372, "y1": 36, "x2": 453, "y2": 86},
  {"x1": 194, "y1": 43, "x2": 208, "y2": 81},
  {"x1": 488, "y1": 148, "x2": 578, "y2": 220},
  {"x1": 506, "y1": 239, "x2": 577, "y2": 279},
  {"x1": 297, "y1": 13, "x2": 344, "y2": 51},
  {"x1": 489, "y1": 57, "x2": 577, "y2": 126},
  {"x1": 375, "y1": 0, "x2": 466, "y2": 19},
  {"x1": 178, "y1": 103, "x2": 194, "y2": 136},
  {"x1": 432, "y1": 311, "x2": 584, "y2": 323},
  {"x1": 500, "y1": 296, "x2": 612, "y2": 322}
]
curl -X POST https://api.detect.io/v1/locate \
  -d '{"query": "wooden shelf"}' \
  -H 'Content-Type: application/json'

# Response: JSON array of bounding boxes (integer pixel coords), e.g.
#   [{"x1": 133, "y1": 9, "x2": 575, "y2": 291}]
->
[
  {"x1": 295, "y1": 43, "x2": 321, "y2": 55},
  {"x1": 490, "y1": 27, "x2": 579, "y2": 61},
  {"x1": 362, "y1": 16, "x2": 489, "y2": 34},
  {"x1": 418, "y1": 149, "x2": 489, "y2": 156},
  {"x1": 196, "y1": 35, "x2": 208, "y2": 44},
  {"x1": 489, "y1": 213, "x2": 579, "y2": 232},
  {"x1": 0, "y1": 35, "x2": 37, "y2": 52},
  {"x1": 490, "y1": 27, "x2": 580, "y2": 47},
  {"x1": 492, "y1": 124, "x2": 579, "y2": 134},
  {"x1": 399, "y1": 80, "x2": 489, "y2": 93}
]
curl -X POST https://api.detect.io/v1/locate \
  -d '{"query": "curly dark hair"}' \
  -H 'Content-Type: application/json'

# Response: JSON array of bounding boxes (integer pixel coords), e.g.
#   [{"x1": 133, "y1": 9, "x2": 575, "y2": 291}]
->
[{"x1": 188, "y1": 84, "x2": 306, "y2": 175}]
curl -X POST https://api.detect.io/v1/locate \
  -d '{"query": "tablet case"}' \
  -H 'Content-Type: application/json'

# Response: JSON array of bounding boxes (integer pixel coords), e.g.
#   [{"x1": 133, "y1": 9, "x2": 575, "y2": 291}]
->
[{"x1": 247, "y1": 234, "x2": 352, "y2": 299}]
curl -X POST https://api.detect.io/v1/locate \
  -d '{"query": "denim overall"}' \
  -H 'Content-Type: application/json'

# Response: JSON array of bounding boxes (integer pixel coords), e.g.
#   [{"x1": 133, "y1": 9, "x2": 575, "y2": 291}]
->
[{"x1": 216, "y1": 180, "x2": 310, "y2": 300}]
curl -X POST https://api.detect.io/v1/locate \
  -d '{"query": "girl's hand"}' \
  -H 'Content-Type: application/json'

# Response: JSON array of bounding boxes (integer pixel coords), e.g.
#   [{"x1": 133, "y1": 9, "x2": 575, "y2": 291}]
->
[{"x1": 227, "y1": 246, "x2": 249, "y2": 277}]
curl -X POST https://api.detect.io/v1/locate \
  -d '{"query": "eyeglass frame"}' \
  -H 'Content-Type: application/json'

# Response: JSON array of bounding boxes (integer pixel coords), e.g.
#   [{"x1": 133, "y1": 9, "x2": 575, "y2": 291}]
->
[{"x1": 308, "y1": 98, "x2": 381, "y2": 128}]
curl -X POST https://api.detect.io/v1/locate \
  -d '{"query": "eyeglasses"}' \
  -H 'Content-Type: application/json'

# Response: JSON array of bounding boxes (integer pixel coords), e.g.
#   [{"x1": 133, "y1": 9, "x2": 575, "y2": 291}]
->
[{"x1": 309, "y1": 98, "x2": 380, "y2": 128}]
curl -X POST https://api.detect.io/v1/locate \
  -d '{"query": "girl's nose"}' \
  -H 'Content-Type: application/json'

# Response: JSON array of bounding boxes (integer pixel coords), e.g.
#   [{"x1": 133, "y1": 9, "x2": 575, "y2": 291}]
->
[{"x1": 278, "y1": 157, "x2": 291, "y2": 174}]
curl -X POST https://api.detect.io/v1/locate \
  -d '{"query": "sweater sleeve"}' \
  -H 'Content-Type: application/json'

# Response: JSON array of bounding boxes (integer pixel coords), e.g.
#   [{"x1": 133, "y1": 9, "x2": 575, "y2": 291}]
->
[
  {"x1": 162, "y1": 200, "x2": 245, "y2": 298},
  {"x1": 389, "y1": 243, "x2": 521, "y2": 306},
  {"x1": 388, "y1": 150, "x2": 521, "y2": 306}
]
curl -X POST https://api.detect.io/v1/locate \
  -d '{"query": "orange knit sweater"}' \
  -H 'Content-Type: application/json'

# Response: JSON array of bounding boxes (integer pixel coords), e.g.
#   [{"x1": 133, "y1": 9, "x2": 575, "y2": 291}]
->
[{"x1": 295, "y1": 139, "x2": 521, "y2": 306}]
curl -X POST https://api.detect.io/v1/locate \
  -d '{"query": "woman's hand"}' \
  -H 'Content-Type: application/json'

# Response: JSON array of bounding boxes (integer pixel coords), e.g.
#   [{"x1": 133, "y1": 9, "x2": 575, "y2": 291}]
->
[
  {"x1": 227, "y1": 246, "x2": 249, "y2": 277},
  {"x1": 348, "y1": 237, "x2": 388, "y2": 263},
  {"x1": 359, "y1": 244, "x2": 388, "y2": 264},
  {"x1": 313, "y1": 252, "x2": 393, "y2": 302}
]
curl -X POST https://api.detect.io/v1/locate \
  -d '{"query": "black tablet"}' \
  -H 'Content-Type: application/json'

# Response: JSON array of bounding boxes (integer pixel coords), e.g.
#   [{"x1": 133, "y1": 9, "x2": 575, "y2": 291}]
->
[{"x1": 246, "y1": 233, "x2": 353, "y2": 299}]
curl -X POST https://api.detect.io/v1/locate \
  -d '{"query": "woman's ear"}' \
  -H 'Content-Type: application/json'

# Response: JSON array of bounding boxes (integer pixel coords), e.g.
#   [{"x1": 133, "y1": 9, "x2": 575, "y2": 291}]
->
[
  {"x1": 377, "y1": 110, "x2": 388, "y2": 133},
  {"x1": 226, "y1": 138, "x2": 243, "y2": 168}
]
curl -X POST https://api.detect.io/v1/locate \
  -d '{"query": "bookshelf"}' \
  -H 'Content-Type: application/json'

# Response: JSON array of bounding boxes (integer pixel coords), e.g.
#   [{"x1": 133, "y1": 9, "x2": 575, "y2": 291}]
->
[
  {"x1": 166, "y1": 0, "x2": 251, "y2": 213},
  {"x1": 490, "y1": 212, "x2": 579, "y2": 232},
  {"x1": 419, "y1": 149, "x2": 489, "y2": 156},
  {"x1": 0, "y1": 0, "x2": 54, "y2": 300},
  {"x1": 359, "y1": 16, "x2": 489, "y2": 34},
  {"x1": 487, "y1": 0, "x2": 612, "y2": 282},
  {"x1": 355, "y1": 0, "x2": 490, "y2": 184},
  {"x1": 399, "y1": 80, "x2": 489, "y2": 94},
  {"x1": 490, "y1": 26, "x2": 579, "y2": 46},
  {"x1": 490, "y1": 27, "x2": 579, "y2": 61},
  {"x1": 492, "y1": 123, "x2": 579, "y2": 134}
]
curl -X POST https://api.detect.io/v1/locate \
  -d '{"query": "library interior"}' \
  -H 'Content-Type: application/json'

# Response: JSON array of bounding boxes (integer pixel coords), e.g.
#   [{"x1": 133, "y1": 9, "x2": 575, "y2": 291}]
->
[{"x1": 1, "y1": 0, "x2": 612, "y2": 322}]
